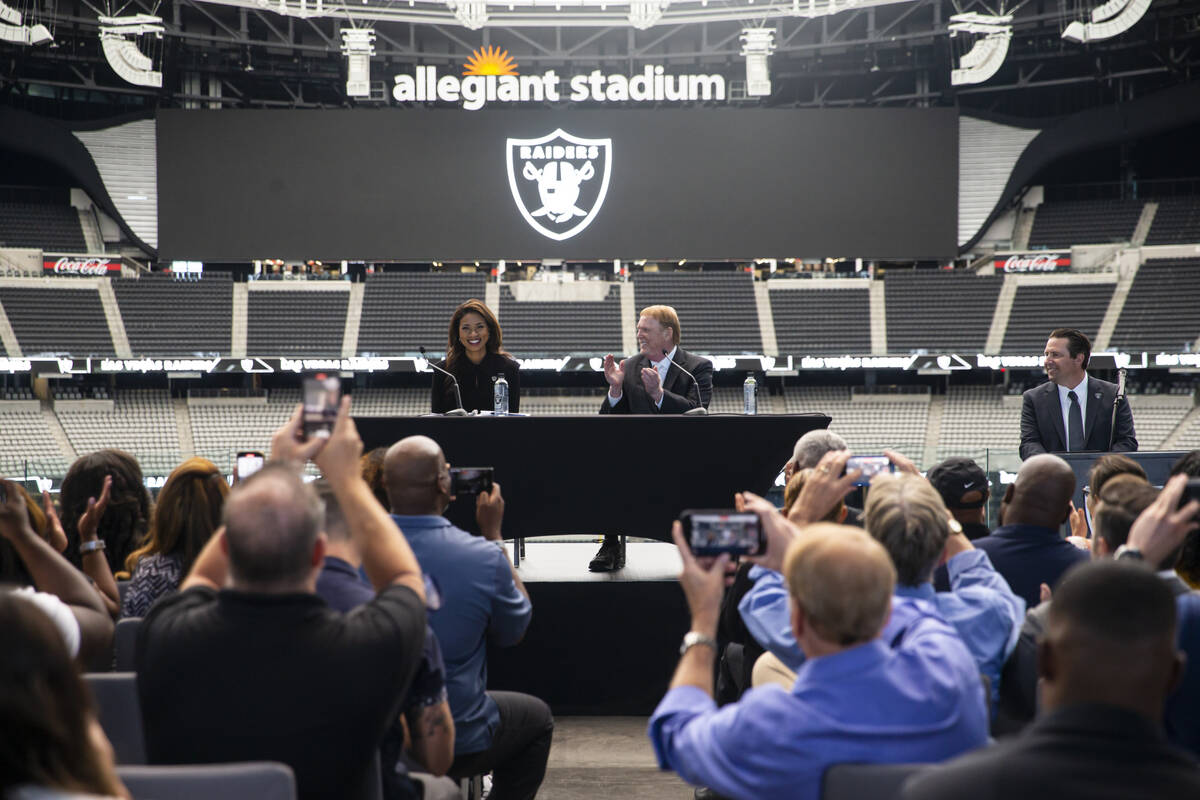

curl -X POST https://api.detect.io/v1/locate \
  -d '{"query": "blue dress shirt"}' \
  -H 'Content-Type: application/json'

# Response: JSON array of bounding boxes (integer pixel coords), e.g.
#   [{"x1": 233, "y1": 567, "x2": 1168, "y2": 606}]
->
[
  {"x1": 649, "y1": 603, "x2": 989, "y2": 800},
  {"x1": 973, "y1": 523, "x2": 1089, "y2": 609},
  {"x1": 739, "y1": 550, "x2": 1023, "y2": 701},
  {"x1": 390, "y1": 515, "x2": 532, "y2": 755}
]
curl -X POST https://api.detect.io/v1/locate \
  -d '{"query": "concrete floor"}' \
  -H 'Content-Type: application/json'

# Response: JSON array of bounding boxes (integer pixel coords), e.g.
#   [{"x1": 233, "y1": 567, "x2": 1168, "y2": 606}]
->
[{"x1": 539, "y1": 716, "x2": 695, "y2": 799}]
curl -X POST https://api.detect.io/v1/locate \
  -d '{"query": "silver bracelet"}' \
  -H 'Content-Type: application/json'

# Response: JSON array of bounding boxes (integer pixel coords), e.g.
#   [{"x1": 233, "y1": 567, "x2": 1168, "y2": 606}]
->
[{"x1": 79, "y1": 539, "x2": 106, "y2": 555}]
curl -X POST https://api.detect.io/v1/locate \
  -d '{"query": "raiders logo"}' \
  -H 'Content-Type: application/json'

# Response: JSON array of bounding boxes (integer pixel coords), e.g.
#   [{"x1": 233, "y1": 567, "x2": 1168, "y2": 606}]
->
[{"x1": 506, "y1": 129, "x2": 612, "y2": 242}]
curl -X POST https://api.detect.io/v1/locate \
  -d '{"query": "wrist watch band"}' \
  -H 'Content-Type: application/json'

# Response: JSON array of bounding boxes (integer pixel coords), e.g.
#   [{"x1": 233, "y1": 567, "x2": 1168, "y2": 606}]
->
[
  {"x1": 680, "y1": 631, "x2": 718, "y2": 656},
  {"x1": 1114, "y1": 545, "x2": 1144, "y2": 562},
  {"x1": 79, "y1": 539, "x2": 106, "y2": 555}
]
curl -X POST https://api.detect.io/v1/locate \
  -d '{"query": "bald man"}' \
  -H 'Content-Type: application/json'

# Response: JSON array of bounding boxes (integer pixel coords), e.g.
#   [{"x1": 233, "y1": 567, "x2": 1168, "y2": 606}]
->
[
  {"x1": 650, "y1": 522, "x2": 988, "y2": 800},
  {"x1": 906, "y1": 561, "x2": 1200, "y2": 800},
  {"x1": 384, "y1": 435, "x2": 553, "y2": 800},
  {"x1": 972, "y1": 454, "x2": 1088, "y2": 608}
]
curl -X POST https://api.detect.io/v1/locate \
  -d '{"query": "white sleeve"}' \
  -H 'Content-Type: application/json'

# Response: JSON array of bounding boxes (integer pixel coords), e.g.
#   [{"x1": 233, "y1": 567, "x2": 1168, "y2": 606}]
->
[{"x1": 10, "y1": 586, "x2": 82, "y2": 658}]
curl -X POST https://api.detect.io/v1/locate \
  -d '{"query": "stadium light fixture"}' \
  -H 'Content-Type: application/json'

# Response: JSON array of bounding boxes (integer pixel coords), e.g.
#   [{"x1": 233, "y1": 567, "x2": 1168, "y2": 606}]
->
[
  {"x1": 948, "y1": 12, "x2": 1012, "y2": 86},
  {"x1": 1061, "y1": 0, "x2": 1151, "y2": 43},
  {"x1": 739, "y1": 27, "x2": 775, "y2": 97},
  {"x1": 340, "y1": 27, "x2": 376, "y2": 96},
  {"x1": 447, "y1": 0, "x2": 488, "y2": 28},
  {"x1": 0, "y1": 0, "x2": 52, "y2": 44},
  {"x1": 98, "y1": 14, "x2": 164, "y2": 87},
  {"x1": 628, "y1": 0, "x2": 667, "y2": 29}
]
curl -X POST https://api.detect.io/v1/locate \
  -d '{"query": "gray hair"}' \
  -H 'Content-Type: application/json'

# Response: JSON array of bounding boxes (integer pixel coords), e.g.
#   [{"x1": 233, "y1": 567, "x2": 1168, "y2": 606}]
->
[{"x1": 791, "y1": 430, "x2": 849, "y2": 470}]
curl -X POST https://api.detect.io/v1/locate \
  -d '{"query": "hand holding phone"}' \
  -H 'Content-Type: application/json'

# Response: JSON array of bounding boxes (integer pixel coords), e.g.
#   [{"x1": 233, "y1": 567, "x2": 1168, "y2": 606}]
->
[
  {"x1": 845, "y1": 455, "x2": 894, "y2": 487},
  {"x1": 451, "y1": 467, "x2": 494, "y2": 497},
  {"x1": 301, "y1": 373, "x2": 342, "y2": 440},
  {"x1": 680, "y1": 509, "x2": 765, "y2": 556},
  {"x1": 236, "y1": 451, "x2": 265, "y2": 481}
]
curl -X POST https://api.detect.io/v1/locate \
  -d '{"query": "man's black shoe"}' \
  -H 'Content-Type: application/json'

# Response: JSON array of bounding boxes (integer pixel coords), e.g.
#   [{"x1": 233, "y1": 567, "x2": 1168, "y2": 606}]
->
[{"x1": 588, "y1": 537, "x2": 624, "y2": 572}]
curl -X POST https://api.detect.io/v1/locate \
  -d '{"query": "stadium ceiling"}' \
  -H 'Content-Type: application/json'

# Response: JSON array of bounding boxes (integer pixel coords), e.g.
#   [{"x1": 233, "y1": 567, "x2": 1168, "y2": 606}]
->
[{"x1": 1, "y1": 0, "x2": 1198, "y2": 116}]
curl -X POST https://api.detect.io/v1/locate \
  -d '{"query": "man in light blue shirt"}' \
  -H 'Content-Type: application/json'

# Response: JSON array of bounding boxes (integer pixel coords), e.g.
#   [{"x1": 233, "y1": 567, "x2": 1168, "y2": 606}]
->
[
  {"x1": 384, "y1": 435, "x2": 552, "y2": 800},
  {"x1": 650, "y1": 518, "x2": 988, "y2": 800},
  {"x1": 741, "y1": 472, "x2": 1024, "y2": 701}
]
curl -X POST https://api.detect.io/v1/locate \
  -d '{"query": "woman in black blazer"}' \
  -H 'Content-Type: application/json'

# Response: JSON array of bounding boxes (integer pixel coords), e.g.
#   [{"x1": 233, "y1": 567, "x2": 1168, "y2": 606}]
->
[{"x1": 430, "y1": 298, "x2": 521, "y2": 414}]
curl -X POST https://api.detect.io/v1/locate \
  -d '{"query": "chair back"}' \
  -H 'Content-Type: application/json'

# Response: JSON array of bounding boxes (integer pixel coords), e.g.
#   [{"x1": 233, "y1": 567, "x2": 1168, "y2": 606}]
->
[
  {"x1": 822, "y1": 762, "x2": 926, "y2": 800},
  {"x1": 85, "y1": 671, "x2": 146, "y2": 765},
  {"x1": 118, "y1": 762, "x2": 296, "y2": 800},
  {"x1": 114, "y1": 616, "x2": 143, "y2": 671}
]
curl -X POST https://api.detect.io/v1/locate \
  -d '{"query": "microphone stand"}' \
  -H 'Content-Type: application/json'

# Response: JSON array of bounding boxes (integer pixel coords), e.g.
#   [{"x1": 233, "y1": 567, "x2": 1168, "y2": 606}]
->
[
  {"x1": 662, "y1": 349, "x2": 708, "y2": 416},
  {"x1": 419, "y1": 346, "x2": 469, "y2": 417},
  {"x1": 1108, "y1": 367, "x2": 1127, "y2": 451}
]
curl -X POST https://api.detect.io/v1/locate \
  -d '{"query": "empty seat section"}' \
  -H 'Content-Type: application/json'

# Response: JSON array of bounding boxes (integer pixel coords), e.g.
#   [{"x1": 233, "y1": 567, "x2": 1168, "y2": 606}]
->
[
  {"x1": 1144, "y1": 197, "x2": 1200, "y2": 245},
  {"x1": 499, "y1": 285, "x2": 623, "y2": 358},
  {"x1": 783, "y1": 385, "x2": 929, "y2": 465},
  {"x1": 0, "y1": 202, "x2": 88, "y2": 251},
  {"x1": 0, "y1": 286, "x2": 116, "y2": 356},
  {"x1": 0, "y1": 409, "x2": 70, "y2": 476},
  {"x1": 1001, "y1": 282, "x2": 1113, "y2": 354},
  {"x1": 357, "y1": 274, "x2": 488, "y2": 357},
  {"x1": 247, "y1": 290, "x2": 348, "y2": 356},
  {"x1": 936, "y1": 385, "x2": 1021, "y2": 465},
  {"x1": 771, "y1": 287, "x2": 871, "y2": 355},
  {"x1": 885, "y1": 271, "x2": 1002, "y2": 354},
  {"x1": 1109, "y1": 258, "x2": 1200, "y2": 352},
  {"x1": 1027, "y1": 199, "x2": 1144, "y2": 248},
  {"x1": 113, "y1": 274, "x2": 233, "y2": 356},
  {"x1": 632, "y1": 273, "x2": 762, "y2": 354},
  {"x1": 55, "y1": 389, "x2": 182, "y2": 476},
  {"x1": 188, "y1": 390, "x2": 315, "y2": 476}
]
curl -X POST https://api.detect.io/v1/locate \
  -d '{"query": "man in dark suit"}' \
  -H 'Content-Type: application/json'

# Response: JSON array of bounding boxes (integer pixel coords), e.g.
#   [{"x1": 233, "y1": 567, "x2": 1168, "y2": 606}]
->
[
  {"x1": 904, "y1": 559, "x2": 1200, "y2": 800},
  {"x1": 590, "y1": 305, "x2": 713, "y2": 571},
  {"x1": 1019, "y1": 328, "x2": 1137, "y2": 460}
]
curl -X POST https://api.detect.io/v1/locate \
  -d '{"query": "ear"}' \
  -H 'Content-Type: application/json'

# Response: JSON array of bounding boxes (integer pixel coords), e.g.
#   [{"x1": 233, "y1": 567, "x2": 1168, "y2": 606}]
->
[
  {"x1": 1003, "y1": 484, "x2": 1015, "y2": 504},
  {"x1": 784, "y1": 461, "x2": 795, "y2": 481},
  {"x1": 311, "y1": 532, "x2": 328, "y2": 568},
  {"x1": 790, "y1": 602, "x2": 804, "y2": 645},
  {"x1": 1093, "y1": 537, "x2": 1110, "y2": 557}
]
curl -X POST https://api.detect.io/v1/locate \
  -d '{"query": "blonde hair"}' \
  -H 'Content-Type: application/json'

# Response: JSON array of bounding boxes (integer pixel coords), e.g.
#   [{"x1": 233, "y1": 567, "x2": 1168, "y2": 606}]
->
[
  {"x1": 783, "y1": 523, "x2": 895, "y2": 646},
  {"x1": 639, "y1": 305, "x2": 681, "y2": 345},
  {"x1": 784, "y1": 469, "x2": 846, "y2": 523},
  {"x1": 863, "y1": 474, "x2": 951, "y2": 586}
]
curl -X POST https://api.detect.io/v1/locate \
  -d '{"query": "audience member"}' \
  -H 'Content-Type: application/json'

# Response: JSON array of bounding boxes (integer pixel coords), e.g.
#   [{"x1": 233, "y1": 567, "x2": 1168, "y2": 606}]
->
[
  {"x1": 1072, "y1": 453, "x2": 1150, "y2": 540},
  {"x1": 927, "y1": 457, "x2": 991, "y2": 540},
  {"x1": 905, "y1": 560, "x2": 1200, "y2": 800},
  {"x1": 0, "y1": 593, "x2": 128, "y2": 800},
  {"x1": 384, "y1": 435, "x2": 553, "y2": 800},
  {"x1": 972, "y1": 454, "x2": 1086, "y2": 607},
  {"x1": 361, "y1": 446, "x2": 391, "y2": 510},
  {"x1": 783, "y1": 429, "x2": 848, "y2": 481},
  {"x1": 121, "y1": 457, "x2": 229, "y2": 617},
  {"x1": 0, "y1": 478, "x2": 115, "y2": 669},
  {"x1": 1169, "y1": 449, "x2": 1200, "y2": 589},
  {"x1": 650, "y1": 514, "x2": 988, "y2": 800},
  {"x1": 60, "y1": 449, "x2": 150, "y2": 578},
  {"x1": 137, "y1": 399, "x2": 428, "y2": 800},
  {"x1": 312, "y1": 481, "x2": 458, "y2": 800}
]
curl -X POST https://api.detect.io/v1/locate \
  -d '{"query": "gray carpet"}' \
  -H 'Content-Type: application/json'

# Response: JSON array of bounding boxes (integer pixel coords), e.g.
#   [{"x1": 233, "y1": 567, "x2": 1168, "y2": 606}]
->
[{"x1": 539, "y1": 717, "x2": 695, "y2": 799}]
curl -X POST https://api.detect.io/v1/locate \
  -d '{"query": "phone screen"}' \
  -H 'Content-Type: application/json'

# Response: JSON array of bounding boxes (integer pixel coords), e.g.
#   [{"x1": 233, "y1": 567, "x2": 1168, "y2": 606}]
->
[
  {"x1": 682, "y1": 510, "x2": 764, "y2": 556},
  {"x1": 846, "y1": 455, "x2": 894, "y2": 486},
  {"x1": 301, "y1": 373, "x2": 341, "y2": 439},
  {"x1": 450, "y1": 467, "x2": 494, "y2": 496},
  {"x1": 236, "y1": 452, "x2": 265, "y2": 480}
]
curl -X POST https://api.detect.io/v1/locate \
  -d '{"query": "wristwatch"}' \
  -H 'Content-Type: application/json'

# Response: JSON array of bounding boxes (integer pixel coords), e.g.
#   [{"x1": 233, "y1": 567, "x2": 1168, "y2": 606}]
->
[
  {"x1": 1114, "y1": 545, "x2": 1144, "y2": 562},
  {"x1": 679, "y1": 631, "x2": 718, "y2": 656},
  {"x1": 79, "y1": 539, "x2": 106, "y2": 555}
]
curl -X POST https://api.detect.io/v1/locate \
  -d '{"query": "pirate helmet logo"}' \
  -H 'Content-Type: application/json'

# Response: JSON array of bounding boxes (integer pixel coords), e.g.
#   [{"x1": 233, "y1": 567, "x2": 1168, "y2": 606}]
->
[{"x1": 506, "y1": 129, "x2": 612, "y2": 241}]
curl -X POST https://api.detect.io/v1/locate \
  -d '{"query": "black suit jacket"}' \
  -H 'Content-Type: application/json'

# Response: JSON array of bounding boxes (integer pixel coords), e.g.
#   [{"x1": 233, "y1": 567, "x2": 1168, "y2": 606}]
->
[
  {"x1": 598, "y1": 348, "x2": 713, "y2": 414},
  {"x1": 1019, "y1": 376, "x2": 1137, "y2": 460}
]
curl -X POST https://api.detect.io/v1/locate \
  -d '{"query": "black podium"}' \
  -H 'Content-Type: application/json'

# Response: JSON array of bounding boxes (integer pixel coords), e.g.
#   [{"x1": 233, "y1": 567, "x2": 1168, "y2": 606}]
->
[
  {"x1": 354, "y1": 413, "x2": 831, "y2": 541},
  {"x1": 1058, "y1": 450, "x2": 1191, "y2": 509}
]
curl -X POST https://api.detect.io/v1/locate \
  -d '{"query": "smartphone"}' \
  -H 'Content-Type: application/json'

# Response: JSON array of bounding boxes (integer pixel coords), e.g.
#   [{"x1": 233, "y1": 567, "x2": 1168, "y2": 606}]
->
[
  {"x1": 846, "y1": 455, "x2": 894, "y2": 486},
  {"x1": 450, "y1": 467, "x2": 494, "y2": 496},
  {"x1": 680, "y1": 509, "x2": 765, "y2": 557},
  {"x1": 1181, "y1": 478, "x2": 1200, "y2": 516},
  {"x1": 236, "y1": 451, "x2": 265, "y2": 480},
  {"x1": 301, "y1": 373, "x2": 341, "y2": 440}
]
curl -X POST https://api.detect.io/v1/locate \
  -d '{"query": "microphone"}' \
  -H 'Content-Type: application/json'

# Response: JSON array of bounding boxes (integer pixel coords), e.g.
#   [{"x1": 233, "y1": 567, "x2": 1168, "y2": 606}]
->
[
  {"x1": 1108, "y1": 367, "x2": 1128, "y2": 451},
  {"x1": 662, "y1": 349, "x2": 708, "y2": 416},
  {"x1": 418, "y1": 346, "x2": 469, "y2": 417}
]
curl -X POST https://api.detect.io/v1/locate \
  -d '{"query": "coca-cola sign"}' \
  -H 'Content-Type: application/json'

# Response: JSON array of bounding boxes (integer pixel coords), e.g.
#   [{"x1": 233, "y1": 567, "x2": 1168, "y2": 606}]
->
[
  {"x1": 995, "y1": 252, "x2": 1070, "y2": 273},
  {"x1": 42, "y1": 257, "x2": 121, "y2": 277}
]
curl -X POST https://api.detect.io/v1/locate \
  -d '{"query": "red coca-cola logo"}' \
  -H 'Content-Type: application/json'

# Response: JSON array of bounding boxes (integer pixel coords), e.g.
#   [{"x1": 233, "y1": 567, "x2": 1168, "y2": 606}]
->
[
  {"x1": 42, "y1": 257, "x2": 120, "y2": 276},
  {"x1": 996, "y1": 253, "x2": 1069, "y2": 273}
]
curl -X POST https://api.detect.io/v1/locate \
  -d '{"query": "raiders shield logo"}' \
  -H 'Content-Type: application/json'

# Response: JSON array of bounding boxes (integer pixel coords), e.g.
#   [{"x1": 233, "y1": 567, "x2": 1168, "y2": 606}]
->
[{"x1": 506, "y1": 129, "x2": 612, "y2": 242}]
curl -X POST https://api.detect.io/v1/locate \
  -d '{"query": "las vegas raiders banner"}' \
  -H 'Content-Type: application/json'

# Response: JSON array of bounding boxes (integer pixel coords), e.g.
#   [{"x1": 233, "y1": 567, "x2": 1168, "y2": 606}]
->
[{"x1": 158, "y1": 108, "x2": 957, "y2": 261}]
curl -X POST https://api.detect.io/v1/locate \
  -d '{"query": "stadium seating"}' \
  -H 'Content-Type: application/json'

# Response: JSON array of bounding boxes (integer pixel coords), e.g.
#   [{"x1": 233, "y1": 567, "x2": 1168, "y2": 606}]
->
[
  {"x1": 247, "y1": 289, "x2": 348, "y2": 356},
  {"x1": 499, "y1": 284, "x2": 623, "y2": 358},
  {"x1": 771, "y1": 286, "x2": 871, "y2": 355},
  {"x1": 783, "y1": 385, "x2": 929, "y2": 464},
  {"x1": 884, "y1": 271, "x2": 1002, "y2": 354},
  {"x1": 936, "y1": 385, "x2": 1022, "y2": 465},
  {"x1": 1126, "y1": 393, "x2": 1196, "y2": 450},
  {"x1": 0, "y1": 408, "x2": 69, "y2": 476},
  {"x1": 55, "y1": 389, "x2": 181, "y2": 475},
  {"x1": 349, "y1": 387, "x2": 428, "y2": 417},
  {"x1": 0, "y1": 201, "x2": 88, "y2": 251},
  {"x1": 1144, "y1": 197, "x2": 1200, "y2": 245},
  {"x1": 188, "y1": 390, "x2": 316, "y2": 475},
  {"x1": 632, "y1": 272, "x2": 762, "y2": 354},
  {"x1": 1001, "y1": 282, "x2": 1114, "y2": 354},
  {"x1": 357, "y1": 273, "x2": 487, "y2": 357},
  {"x1": 0, "y1": 286, "x2": 116, "y2": 356},
  {"x1": 113, "y1": 273, "x2": 233, "y2": 356},
  {"x1": 1109, "y1": 258, "x2": 1200, "y2": 352},
  {"x1": 1027, "y1": 199, "x2": 1144, "y2": 248}
]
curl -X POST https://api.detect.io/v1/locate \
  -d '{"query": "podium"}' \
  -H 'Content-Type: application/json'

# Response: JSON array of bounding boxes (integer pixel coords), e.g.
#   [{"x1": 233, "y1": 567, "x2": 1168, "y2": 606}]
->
[{"x1": 1058, "y1": 450, "x2": 1191, "y2": 508}]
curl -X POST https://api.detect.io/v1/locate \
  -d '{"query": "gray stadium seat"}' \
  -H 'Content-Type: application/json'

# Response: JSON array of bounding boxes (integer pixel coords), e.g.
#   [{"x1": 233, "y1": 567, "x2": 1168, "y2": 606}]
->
[
  {"x1": 85, "y1": 671, "x2": 147, "y2": 765},
  {"x1": 118, "y1": 762, "x2": 297, "y2": 800}
]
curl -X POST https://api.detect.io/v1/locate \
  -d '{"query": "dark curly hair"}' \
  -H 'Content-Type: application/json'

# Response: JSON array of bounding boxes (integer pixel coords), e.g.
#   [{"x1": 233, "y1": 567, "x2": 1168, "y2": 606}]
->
[{"x1": 60, "y1": 449, "x2": 151, "y2": 577}]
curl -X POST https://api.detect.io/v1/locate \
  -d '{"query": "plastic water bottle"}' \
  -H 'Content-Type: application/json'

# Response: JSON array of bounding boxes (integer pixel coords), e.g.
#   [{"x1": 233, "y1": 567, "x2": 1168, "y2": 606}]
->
[
  {"x1": 494, "y1": 375, "x2": 509, "y2": 415},
  {"x1": 743, "y1": 373, "x2": 757, "y2": 415}
]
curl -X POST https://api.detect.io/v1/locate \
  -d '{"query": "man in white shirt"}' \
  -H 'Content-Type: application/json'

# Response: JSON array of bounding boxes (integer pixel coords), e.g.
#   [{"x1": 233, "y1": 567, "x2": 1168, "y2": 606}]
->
[{"x1": 1019, "y1": 328, "x2": 1137, "y2": 460}]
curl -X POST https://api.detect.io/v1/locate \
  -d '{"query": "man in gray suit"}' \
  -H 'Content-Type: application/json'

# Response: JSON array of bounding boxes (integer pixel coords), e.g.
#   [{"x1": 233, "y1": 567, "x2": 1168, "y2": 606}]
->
[{"x1": 1019, "y1": 328, "x2": 1137, "y2": 460}]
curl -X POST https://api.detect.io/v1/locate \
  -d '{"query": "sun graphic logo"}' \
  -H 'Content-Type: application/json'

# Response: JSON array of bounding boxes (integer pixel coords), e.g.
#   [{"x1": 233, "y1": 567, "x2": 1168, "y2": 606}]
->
[{"x1": 463, "y1": 46, "x2": 518, "y2": 76}]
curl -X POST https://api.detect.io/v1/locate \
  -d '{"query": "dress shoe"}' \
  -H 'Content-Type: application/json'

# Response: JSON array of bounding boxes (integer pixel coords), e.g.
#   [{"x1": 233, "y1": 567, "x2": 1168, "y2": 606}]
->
[{"x1": 588, "y1": 537, "x2": 625, "y2": 572}]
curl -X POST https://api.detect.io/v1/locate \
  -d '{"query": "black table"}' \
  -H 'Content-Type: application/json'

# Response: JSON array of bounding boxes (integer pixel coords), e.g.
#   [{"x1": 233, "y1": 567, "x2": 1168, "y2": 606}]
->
[{"x1": 354, "y1": 414, "x2": 830, "y2": 542}]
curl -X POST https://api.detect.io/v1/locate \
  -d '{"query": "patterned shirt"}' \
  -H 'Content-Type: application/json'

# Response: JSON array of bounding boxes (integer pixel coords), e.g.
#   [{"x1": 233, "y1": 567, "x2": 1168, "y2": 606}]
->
[{"x1": 122, "y1": 553, "x2": 183, "y2": 618}]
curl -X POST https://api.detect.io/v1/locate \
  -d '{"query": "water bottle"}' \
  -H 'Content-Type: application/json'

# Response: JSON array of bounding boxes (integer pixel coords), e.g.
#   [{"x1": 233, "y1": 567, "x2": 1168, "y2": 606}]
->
[
  {"x1": 743, "y1": 373, "x2": 757, "y2": 415},
  {"x1": 494, "y1": 374, "x2": 509, "y2": 415}
]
